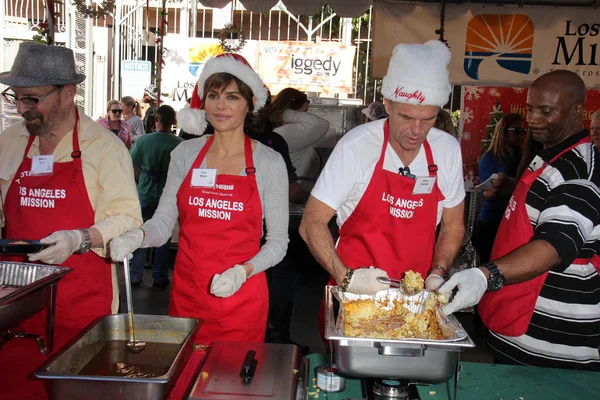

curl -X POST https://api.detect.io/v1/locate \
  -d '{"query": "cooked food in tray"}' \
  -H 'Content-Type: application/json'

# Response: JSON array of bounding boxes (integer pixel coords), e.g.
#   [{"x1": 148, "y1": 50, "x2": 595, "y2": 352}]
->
[
  {"x1": 402, "y1": 270, "x2": 425, "y2": 294},
  {"x1": 338, "y1": 270, "x2": 451, "y2": 341}
]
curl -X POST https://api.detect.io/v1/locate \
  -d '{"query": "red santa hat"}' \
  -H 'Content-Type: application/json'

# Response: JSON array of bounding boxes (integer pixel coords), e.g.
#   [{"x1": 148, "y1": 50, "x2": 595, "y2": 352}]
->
[{"x1": 178, "y1": 53, "x2": 268, "y2": 136}]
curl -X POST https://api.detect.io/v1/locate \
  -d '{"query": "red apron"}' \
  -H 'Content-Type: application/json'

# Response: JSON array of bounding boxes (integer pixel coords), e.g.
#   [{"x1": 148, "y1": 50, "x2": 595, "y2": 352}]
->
[
  {"x1": 479, "y1": 136, "x2": 596, "y2": 336},
  {"x1": 171, "y1": 135, "x2": 268, "y2": 345},
  {"x1": 320, "y1": 121, "x2": 444, "y2": 338},
  {"x1": 0, "y1": 113, "x2": 113, "y2": 399},
  {"x1": 336, "y1": 120, "x2": 444, "y2": 278}
]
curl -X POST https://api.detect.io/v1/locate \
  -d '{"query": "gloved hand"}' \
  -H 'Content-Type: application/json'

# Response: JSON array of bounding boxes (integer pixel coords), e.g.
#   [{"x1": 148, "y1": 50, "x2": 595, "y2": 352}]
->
[
  {"x1": 346, "y1": 266, "x2": 390, "y2": 295},
  {"x1": 211, "y1": 265, "x2": 247, "y2": 298},
  {"x1": 438, "y1": 268, "x2": 487, "y2": 315},
  {"x1": 425, "y1": 274, "x2": 445, "y2": 291},
  {"x1": 28, "y1": 230, "x2": 83, "y2": 265},
  {"x1": 110, "y1": 228, "x2": 144, "y2": 262}
]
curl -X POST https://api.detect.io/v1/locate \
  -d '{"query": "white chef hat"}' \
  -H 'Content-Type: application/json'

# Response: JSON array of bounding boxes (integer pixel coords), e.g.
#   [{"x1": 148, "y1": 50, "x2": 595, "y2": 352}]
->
[
  {"x1": 177, "y1": 53, "x2": 269, "y2": 136},
  {"x1": 381, "y1": 40, "x2": 451, "y2": 107}
]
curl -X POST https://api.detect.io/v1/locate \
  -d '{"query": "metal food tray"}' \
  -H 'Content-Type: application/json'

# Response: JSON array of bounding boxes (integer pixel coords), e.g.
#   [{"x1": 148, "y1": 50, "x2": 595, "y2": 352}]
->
[
  {"x1": 0, "y1": 262, "x2": 71, "y2": 335},
  {"x1": 324, "y1": 286, "x2": 475, "y2": 382},
  {"x1": 35, "y1": 314, "x2": 200, "y2": 400}
]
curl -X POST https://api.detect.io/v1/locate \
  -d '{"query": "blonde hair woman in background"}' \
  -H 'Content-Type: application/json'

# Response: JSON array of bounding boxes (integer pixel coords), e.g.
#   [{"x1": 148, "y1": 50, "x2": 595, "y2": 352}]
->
[
  {"x1": 96, "y1": 100, "x2": 132, "y2": 149},
  {"x1": 121, "y1": 96, "x2": 145, "y2": 142},
  {"x1": 473, "y1": 113, "x2": 524, "y2": 263},
  {"x1": 434, "y1": 109, "x2": 457, "y2": 138}
]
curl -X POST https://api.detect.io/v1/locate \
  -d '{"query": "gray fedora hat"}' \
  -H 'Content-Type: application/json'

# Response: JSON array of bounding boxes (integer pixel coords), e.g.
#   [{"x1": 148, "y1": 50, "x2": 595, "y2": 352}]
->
[{"x1": 0, "y1": 42, "x2": 85, "y2": 87}]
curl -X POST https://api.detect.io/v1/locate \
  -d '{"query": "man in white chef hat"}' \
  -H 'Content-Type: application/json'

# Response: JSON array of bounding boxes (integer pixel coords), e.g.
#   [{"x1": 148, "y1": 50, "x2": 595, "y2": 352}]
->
[{"x1": 300, "y1": 40, "x2": 465, "y2": 299}]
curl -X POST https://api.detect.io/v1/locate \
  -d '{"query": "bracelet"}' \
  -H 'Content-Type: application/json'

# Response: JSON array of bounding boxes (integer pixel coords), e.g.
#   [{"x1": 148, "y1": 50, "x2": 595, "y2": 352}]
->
[{"x1": 341, "y1": 268, "x2": 354, "y2": 291}]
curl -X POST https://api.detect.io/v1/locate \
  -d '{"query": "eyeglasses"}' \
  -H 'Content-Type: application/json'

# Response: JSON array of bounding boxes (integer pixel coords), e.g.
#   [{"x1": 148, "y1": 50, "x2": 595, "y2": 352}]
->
[
  {"x1": 506, "y1": 127, "x2": 526, "y2": 136},
  {"x1": 2, "y1": 86, "x2": 62, "y2": 109},
  {"x1": 110, "y1": 109, "x2": 124, "y2": 114}
]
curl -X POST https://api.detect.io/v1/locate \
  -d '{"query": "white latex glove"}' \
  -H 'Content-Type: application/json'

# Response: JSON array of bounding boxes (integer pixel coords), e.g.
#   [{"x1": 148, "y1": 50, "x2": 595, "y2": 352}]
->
[
  {"x1": 438, "y1": 268, "x2": 488, "y2": 315},
  {"x1": 211, "y1": 265, "x2": 247, "y2": 298},
  {"x1": 110, "y1": 228, "x2": 144, "y2": 262},
  {"x1": 425, "y1": 274, "x2": 445, "y2": 291},
  {"x1": 28, "y1": 230, "x2": 83, "y2": 265},
  {"x1": 346, "y1": 266, "x2": 390, "y2": 295}
]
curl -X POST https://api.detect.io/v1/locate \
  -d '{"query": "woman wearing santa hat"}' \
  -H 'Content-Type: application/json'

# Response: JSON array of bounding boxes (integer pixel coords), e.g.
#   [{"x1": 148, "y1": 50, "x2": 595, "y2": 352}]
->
[{"x1": 110, "y1": 54, "x2": 289, "y2": 344}]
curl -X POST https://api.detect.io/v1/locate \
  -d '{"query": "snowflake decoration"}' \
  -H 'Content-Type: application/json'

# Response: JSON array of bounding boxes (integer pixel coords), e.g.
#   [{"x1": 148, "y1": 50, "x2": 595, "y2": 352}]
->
[
  {"x1": 512, "y1": 87, "x2": 525, "y2": 94},
  {"x1": 461, "y1": 107, "x2": 474, "y2": 124},
  {"x1": 488, "y1": 88, "x2": 500, "y2": 97},
  {"x1": 464, "y1": 86, "x2": 484, "y2": 101},
  {"x1": 463, "y1": 169, "x2": 477, "y2": 190},
  {"x1": 462, "y1": 131, "x2": 472, "y2": 141}
]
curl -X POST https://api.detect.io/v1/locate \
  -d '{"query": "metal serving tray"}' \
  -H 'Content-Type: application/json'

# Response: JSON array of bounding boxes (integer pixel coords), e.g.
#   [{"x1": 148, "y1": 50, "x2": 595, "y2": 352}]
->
[
  {"x1": 0, "y1": 262, "x2": 71, "y2": 352},
  {"x1": 35, "y1": 314, "x2": 199, "y2": 400},
  {"x1": 189, "y1": 341, "x2": 309, "y2": 400},
  {"x1": 324, "y1": 286, "x2": 475, "y2": 382}
]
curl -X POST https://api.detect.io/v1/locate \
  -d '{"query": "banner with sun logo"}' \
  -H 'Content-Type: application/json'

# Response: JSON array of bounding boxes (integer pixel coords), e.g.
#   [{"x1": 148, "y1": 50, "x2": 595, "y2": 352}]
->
[{"x1": 373, "y1": 3, "x2": 600, "y2": 89}]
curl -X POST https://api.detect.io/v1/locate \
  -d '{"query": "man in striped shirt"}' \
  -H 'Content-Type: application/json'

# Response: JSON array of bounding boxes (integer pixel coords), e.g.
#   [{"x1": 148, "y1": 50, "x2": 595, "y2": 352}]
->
[{"x1": 440, "y1": 70, "x2": 600, "y2": 370}]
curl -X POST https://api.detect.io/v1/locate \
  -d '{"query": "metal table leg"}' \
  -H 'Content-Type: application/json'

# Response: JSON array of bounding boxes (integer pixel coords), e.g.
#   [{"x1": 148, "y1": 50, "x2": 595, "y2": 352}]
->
[{"x1": 46, "y1": 281, "x2": 58, "y2": 353}]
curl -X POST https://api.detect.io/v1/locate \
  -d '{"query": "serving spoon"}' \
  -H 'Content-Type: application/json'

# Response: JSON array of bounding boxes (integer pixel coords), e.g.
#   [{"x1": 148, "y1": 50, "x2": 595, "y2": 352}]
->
[
  {"x1": 376, "y1": 276, "x2": 422, "y2": 296},
  {"x1": 123, "y1": 256, "x2": 146, "y2": 353}
]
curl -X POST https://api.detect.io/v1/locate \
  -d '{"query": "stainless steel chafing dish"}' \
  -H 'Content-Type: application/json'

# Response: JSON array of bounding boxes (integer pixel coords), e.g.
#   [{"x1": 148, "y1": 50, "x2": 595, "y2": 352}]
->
[
  {"x1": 324, "y1": 286, "x2": 475, "y2": 383},
  {"x1": 35, "y1": 314, "x2": 199, "y2": 400},
  {"x1": 0, "y1": 262, "x2": 71, "y2": 354}
]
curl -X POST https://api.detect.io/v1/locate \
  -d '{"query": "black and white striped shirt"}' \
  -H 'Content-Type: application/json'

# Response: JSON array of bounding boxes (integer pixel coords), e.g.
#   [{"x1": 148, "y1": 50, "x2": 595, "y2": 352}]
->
[{"x1": 488, "y1": 130, "x2": 600, "y2": 371}]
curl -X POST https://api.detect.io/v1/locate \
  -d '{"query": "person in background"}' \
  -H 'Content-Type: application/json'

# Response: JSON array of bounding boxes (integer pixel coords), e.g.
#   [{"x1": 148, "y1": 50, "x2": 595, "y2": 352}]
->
[
  {"x1": 441, "y1": 70, "x2": 600, "y2": 370},
  {"x1": 143, "y1": 84, "x2": 158, "y2": 134},
  {"x1": 434, "y1": 109, "x2": 458, "y2": 138},
  {"x1": 361, "y1": 101, "x2": 389, "y2": 122},
  {"x1": 0, "y1": 42, "x2": 142, "y2": 397},
  {"x1": 110, "y1": 54, "x2": 289, "y2": 346},
  {"x1": 266, "y1": 87, "x2": 330, "y2": 191},
  {"x1": 473, "y1": 113, "x2": 524, "y2": 263},
  {"x1": 591, "y1": 109, "x2": 600, "y2": 149},
  {"x1": 300, "y1": 40, "x2": 465, "y2": 300},
  {"x1": 129, "y1": 105, "x2": 183, "y2": 287},
  {"x1": 121, "y1": 95, "x2": 145, "y2": 142},
  {"x1": 96, "y1": 100, "x2": 132, "y2": 149}
]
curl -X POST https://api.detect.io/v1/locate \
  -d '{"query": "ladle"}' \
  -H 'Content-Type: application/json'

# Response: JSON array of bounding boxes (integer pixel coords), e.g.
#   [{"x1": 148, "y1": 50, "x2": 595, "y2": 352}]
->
[{"x1": 122, "y1": 256, "x2": 146, "y2": 353}]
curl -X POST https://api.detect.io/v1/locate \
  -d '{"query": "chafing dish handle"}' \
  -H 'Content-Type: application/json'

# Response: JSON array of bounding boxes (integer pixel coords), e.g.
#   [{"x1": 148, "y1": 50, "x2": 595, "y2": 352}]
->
[
  {"x1": 376, "y1": 343, "x2": 425, "y2": 357},
  {"x1": 239, "y1": 350, "x2": 258, "y2": 384}
]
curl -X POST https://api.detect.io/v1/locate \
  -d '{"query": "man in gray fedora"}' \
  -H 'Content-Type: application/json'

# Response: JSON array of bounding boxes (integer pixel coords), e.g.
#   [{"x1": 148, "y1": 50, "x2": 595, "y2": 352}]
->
[{"x1": 0, "y1": 42, "x2": 142, "y2": 397}]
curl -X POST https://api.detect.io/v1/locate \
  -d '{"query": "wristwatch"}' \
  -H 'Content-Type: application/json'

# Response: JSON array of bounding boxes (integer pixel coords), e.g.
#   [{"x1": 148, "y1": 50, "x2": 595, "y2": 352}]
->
[
  {"x1": 75, "y1": 229, "x2": 92, "y2": 255},
  {"x1": 481, "y1": 261, "x2": 505, "y2": 292}
]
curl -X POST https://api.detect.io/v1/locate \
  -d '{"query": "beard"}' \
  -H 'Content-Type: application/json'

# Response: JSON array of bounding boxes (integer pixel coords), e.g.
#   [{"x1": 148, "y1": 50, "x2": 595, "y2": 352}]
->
[{"x1": 22, "y1": 99, "x2": 67, "y2": 137}]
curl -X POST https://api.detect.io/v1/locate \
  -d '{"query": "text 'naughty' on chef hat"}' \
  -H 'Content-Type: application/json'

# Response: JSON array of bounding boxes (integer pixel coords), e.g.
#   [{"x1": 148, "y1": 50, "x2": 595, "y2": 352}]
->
[{"x1": 380, "y1": 40, "x2": 452, "y2": 107}]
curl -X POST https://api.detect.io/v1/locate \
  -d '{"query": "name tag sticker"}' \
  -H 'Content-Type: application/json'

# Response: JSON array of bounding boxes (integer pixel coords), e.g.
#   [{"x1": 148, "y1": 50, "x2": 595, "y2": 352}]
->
[
  {"x1": 191, "y1": 168, "x2": 217, "y2": 188},
  {"x1": 31, "y1": 155, "x2": 54, "y2": 176},
  {"x1": 412, "y1": 176, "x2": 436, "y2": 195}
]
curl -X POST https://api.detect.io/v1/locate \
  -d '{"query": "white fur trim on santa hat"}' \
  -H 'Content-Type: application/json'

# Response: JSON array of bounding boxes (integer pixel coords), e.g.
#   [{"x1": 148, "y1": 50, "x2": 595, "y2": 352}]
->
[
  {"x1": 177, "y1": 104, "x2": 207, "y2": 136},
  {"x1": 196, "y1": 55, "x2": 269, "y2": 110},
  {"x1": 381, "y1": 40, "x2": 451, "y2": 107}
]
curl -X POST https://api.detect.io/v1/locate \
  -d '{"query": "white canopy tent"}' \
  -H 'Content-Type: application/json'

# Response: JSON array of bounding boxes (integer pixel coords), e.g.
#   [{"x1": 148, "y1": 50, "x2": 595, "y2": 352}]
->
[{"x1": 214, "y1": 0, "x2": 599, "y2": 18}]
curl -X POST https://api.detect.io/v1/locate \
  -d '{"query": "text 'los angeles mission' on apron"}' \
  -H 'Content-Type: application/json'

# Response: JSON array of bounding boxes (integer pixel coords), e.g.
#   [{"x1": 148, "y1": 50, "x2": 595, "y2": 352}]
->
[
  {"x1": 319, "y1": 120, "x2": 445, "y2": 339},
  {"x1": 478, "y1": 136, "x2": 599, "y2": 337},
  {"x1": 336, "y1": 119, "x2": 445, "y2": 279},
  {"x1": 172, "y1": 134, "x2": 268, "y2": 345},
  {"x1": 0, "y1": 112, "x2": 112, "y2": 399}
]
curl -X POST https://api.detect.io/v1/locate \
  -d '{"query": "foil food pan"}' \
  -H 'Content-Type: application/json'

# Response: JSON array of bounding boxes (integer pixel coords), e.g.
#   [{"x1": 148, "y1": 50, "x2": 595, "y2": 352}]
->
[
  {"x1": 0, "y1": 262, "x2": 71, "y2": 304},
  {"x1": 332, "y1": 286, "x2": 468, "y2": 343}
]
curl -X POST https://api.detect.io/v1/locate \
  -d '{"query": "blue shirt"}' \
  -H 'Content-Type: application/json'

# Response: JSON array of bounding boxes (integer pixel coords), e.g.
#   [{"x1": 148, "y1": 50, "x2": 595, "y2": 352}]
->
[{"x1": 477, "y1": 149, "x2": 521, "y2": 222}]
